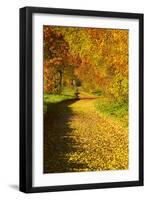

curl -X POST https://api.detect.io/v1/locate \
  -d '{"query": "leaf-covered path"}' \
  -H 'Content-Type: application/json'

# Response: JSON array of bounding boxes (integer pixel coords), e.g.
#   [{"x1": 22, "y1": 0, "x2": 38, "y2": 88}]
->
[{"x1": 44, "y1": 99, "x2": 128, "y2": 173}]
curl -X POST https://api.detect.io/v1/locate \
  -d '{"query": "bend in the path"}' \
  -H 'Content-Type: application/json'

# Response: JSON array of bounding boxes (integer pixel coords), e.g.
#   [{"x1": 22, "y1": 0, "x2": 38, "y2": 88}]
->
[{"x1": 44, "y1": 99, "x2": 128, "y2": 173}]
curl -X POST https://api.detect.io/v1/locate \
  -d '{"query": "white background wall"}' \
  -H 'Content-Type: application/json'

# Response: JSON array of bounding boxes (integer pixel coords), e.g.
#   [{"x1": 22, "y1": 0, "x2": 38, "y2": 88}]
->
[{"x1": 0, "y1": 0, "x2": 146, "y2": 199}]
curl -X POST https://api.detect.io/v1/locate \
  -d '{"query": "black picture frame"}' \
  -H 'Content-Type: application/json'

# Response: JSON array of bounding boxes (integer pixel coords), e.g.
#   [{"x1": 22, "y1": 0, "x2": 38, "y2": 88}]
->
[{"x1": 19, "y1": 6, "x2": 144, "y2": 193}]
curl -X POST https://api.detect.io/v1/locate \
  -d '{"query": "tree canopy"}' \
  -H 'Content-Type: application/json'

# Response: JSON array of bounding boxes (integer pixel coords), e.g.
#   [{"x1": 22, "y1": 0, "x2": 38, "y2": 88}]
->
[{"x1": 43, "y1": 25, "x2": 128, "y2": 103}]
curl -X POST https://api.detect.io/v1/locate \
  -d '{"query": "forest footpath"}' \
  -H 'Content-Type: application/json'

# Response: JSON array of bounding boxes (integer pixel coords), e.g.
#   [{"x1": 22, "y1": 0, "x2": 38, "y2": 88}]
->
[{"x1": 44, "y1": 98, "x2": 128, "y2": 173}]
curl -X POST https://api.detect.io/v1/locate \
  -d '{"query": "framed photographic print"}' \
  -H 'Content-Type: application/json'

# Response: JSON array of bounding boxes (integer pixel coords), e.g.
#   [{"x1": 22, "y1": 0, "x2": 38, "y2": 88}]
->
[{"x1": 19, "y1": 7, "x2": 144, "y2": 193}]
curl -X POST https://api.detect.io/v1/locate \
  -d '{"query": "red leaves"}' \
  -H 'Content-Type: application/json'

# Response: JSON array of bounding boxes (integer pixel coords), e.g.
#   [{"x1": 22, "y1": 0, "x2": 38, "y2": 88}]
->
[{"x1": 43, "y1": 26, "x2": 128, "y2": 102}]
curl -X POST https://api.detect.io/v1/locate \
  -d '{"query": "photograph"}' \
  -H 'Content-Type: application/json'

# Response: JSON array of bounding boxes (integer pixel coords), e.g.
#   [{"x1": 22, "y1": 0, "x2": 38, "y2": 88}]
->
[
  {"x1": 43, "y1": 26, "x2": 129, "y2": 173},
  {"x1": 19, "y1": 7, "x2": 143, "y2": 192}
]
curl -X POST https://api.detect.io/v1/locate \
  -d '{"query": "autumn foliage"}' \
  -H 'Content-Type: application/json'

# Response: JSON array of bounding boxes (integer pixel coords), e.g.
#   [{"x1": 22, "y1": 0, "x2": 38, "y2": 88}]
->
[
  {"x1": 43, "y1": 26, "x2": 129, "y2": 173},
  {"x1": 43, "y1": 26, "x2": 128, "y2": 103}
]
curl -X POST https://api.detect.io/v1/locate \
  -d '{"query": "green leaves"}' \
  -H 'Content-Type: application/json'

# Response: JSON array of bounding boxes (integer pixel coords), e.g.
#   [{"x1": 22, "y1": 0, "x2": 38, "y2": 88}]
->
[
  {"x1": 108, "y1": 72, "x2": 128, "y2": 103},
  {"x1": 43, "y1": 26, "x2": 128, "y2": 104}
]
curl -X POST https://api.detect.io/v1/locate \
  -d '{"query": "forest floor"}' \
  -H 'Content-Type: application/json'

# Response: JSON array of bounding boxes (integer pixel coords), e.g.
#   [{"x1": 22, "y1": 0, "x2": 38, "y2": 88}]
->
[{"x1": 44, "y1": 98, "x2": 128, "y2": 173}]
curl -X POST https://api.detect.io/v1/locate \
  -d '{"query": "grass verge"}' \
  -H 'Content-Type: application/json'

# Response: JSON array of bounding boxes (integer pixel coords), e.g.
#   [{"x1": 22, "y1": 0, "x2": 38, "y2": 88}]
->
[
  {"x1": 95, "y1": 98, "x2": 128, "y2": 127},
  {"x1": 44, "y1": 92, "x2": 75, "y2": 113}
]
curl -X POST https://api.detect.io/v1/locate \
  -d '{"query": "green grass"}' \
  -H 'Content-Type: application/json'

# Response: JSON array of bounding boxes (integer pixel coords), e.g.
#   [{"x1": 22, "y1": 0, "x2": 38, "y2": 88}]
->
[
  {"x1": 95, "y1": 98, "x2": 128, "y2": 127},
  {"x1": 44, "y1": 94, "x2": 75, "y2": 103},
  {"x1": 44, "y1": 97, "x2": 128, "y2": 172},
  {"x1": 91, "y1": 89, "x2": 102, "y2": 96},
  {"x1": 44, "y1": 88, "x2": 76, "y2": 113}
]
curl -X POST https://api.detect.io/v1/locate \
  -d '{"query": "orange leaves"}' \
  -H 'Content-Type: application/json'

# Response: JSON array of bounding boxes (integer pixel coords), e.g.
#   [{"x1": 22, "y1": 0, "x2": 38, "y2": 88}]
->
[
  {"x1": 43, "y1": 26, "x2": 70, "y2": 93},
  {"x1": 43, "y1": 25, "x2": 128, "y2": 103}
]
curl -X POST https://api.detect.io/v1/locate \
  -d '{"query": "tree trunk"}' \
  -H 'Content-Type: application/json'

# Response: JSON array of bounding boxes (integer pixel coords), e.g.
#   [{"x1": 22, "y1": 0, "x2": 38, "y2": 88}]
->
[{"x1": 58, "y1": 70, "x2": 63, "y2": 94}]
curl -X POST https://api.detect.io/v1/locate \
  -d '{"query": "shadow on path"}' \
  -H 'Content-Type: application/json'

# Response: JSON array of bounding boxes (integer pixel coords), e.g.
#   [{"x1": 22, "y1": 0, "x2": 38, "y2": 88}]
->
[{"x1": 44, "y1": 99, "x2": 87, "y2": 173}]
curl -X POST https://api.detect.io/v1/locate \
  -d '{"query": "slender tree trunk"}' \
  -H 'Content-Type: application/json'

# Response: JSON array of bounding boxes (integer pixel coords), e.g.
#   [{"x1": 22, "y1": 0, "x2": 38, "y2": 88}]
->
[{"x1": 58, "y1": 69, "x2": 63, "y2": 94}]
